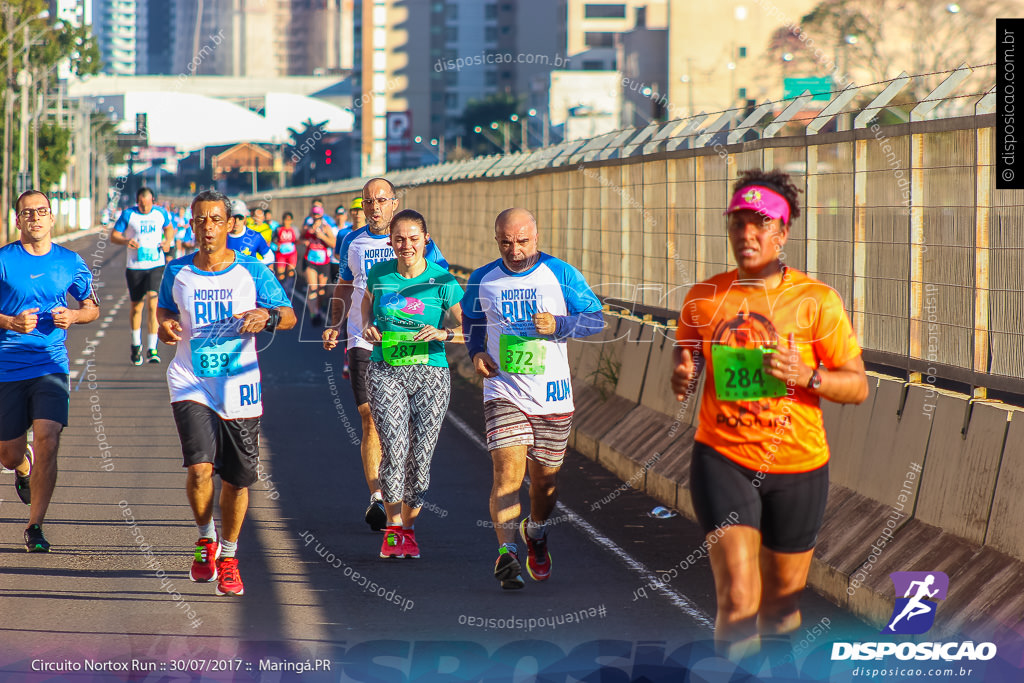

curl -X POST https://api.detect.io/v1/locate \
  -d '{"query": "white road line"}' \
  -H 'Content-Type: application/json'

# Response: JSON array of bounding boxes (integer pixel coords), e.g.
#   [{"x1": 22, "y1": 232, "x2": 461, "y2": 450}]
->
[{"x1": 444, "y1": 411, "x2": 715, "y2": 631}]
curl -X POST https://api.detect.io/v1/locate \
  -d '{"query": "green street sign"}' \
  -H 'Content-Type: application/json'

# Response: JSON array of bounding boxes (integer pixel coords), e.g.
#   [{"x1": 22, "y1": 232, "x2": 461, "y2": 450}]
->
[{"x1": 783, "y1": 77, "x2": 834, "y2": 101}]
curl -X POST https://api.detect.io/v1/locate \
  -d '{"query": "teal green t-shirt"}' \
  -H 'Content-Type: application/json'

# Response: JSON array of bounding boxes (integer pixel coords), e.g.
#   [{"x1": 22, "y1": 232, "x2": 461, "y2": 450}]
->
[{"x1": 366, "y1": 260, "x2": 464, "y2": 367}]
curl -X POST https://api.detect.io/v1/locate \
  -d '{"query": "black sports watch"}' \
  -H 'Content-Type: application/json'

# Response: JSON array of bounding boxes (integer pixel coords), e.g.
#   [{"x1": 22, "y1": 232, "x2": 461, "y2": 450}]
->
[
  {"x1": 807, "y1": 368, "x2": 822, "y2": 390},
  {"x1": 264, "y1": 308, "x2": 281, "y2": 332},
  {"x1": 445, "y1": 328, "x2": 455, "y2": 342}
]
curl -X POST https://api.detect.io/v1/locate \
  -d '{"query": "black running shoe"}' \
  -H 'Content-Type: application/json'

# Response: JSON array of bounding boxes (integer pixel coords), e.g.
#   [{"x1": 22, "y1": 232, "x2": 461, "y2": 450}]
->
[
  {"x1": 494, "y1": 546, "x2": 525, "y2": 590},
  {"x1": 365, "y1": 499, "x2": 386, "y2": 531},
  {"x1": 14, "y1": 446, "x2": 32, "y2": 505},
  {"x1": 25, "y1": 524, "x2": 50, "y2": 553},
  {"x1": 130, "y1": 345, "x2": 143, "y2": 366},
  {"x1": 147, "y1": 349, "x2": 161, "y2": 364}
]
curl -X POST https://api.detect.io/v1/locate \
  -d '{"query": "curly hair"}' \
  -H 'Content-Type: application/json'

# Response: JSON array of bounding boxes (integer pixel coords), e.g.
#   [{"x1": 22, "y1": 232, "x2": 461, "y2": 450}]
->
[{"x1": 732, "y1": 169, "x2": 802, "y2": 223}]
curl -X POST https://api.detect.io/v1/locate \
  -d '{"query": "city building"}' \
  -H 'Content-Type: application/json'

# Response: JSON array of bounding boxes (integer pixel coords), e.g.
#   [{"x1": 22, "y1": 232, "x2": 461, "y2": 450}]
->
[
  {"x1": 566, "y1": 0, "x2": 667, "y2": 70},
  {"x1": 616, "y1": 26, "x2": 667, "y2": 128},
  {"x1": 91, "y1": 0, "x2": 148, "y2": 75},
  {"x1": 170, "y1": 0, "x2": 353, "y2": 78},
  {"x1": 355, "y1": 0, "x2": 569, "y2": 174},
  {"x1": 534, "y1": 70, "x2": 622, "y2": 141}
]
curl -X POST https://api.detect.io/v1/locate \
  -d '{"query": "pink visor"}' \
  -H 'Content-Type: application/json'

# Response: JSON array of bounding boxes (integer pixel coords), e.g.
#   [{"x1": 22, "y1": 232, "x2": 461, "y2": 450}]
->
[
  {"x1": 724, "y1": 185, "x2": 790, "y2": 224},
  {"x1": 311, "y1": 206, "x2": 324, "y2": 215}
]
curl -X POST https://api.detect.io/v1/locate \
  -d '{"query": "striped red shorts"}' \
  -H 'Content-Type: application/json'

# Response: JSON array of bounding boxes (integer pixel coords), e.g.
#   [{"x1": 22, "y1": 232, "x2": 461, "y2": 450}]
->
[{"x1": 483, "y1": 399, "x2": 573, "y2": 468}]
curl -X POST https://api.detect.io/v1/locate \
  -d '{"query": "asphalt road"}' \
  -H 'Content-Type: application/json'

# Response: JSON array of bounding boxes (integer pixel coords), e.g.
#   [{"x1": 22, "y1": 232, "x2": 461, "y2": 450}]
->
[{"x1": 0, "y1": 231, "x2": 914, "y2": 683}]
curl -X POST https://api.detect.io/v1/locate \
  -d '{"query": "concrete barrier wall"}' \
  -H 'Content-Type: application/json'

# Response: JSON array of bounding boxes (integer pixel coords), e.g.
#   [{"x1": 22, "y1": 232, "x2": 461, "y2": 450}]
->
[{"x1": 557, "y1": 314, "x2": 1024, "y2": 640}]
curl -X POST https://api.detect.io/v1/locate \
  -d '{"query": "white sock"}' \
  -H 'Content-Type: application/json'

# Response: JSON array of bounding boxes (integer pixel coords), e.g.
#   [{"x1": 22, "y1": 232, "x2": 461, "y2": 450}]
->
[
  {"x1": 220, "y1": 538, "x2": 237, "y2": 558},
  {"x1": 131, "y1": 329, "x2": 142, "y2": 346},
  {"x1": 371, "y1": 491, "x2": 383, "y2": 502},
  {"x1": 198, "y1": 520, "x2": 217, "y2": 541},
  {"x1": 147, "y1": 333, "x2": 158, "y2": 350},
  {"x1": 527, "y1": 517, "x2": 548, "y2": 539}
]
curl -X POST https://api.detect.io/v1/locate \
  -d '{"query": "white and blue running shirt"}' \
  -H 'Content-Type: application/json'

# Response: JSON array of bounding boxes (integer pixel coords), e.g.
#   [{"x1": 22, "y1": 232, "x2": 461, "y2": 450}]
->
[
  {"x1": 112, "y1": 205, "x2": 173, "y2": 270},
  {"x1": 337, "y1": 226, "x2": 448, "y2": 351},
  {"x1": 158, "y1": 253, "x2": 290, "y2": 419},
  {"x1": 460, "y1": 254, "x2": 603, "y2": 415}
]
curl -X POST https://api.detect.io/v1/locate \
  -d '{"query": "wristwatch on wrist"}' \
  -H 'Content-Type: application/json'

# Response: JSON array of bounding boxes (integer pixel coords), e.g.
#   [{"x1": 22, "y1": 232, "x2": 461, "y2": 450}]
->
[
  {"x1": 264, "y1": 308, "x2": 281, "y2": 332},
  {"x1": 807, "y1": 368, "x2": 822, "y2": 390},
  {"x1": 445, "y1": 328, "x2": 455, "y2": 342}
]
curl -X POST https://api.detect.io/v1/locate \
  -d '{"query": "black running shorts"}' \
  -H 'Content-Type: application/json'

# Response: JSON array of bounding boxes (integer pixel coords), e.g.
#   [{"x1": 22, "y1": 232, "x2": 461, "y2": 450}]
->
[
  {"x1": 688, "y1": 440, "x2": 829, "y2": 553},
  {"x1": 125, "y1": 266, "x2": 164, "y2": 302},
  {"x1": 303, "y1": 260, "x2": 332, "y2": 279},
  {"x1": 171, "y1": 400, "x2": 260, "y2": 488},
  {"x1": 347, "y1": 347, "x2": 372, "y2": 407},
  {"x1": 0, "y1": 374, "x2": 70, "y2": 441}
]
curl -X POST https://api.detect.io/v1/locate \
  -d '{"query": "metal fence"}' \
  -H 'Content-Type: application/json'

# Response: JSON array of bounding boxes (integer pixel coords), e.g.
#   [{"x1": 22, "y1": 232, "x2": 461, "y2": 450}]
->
[{"x1": 263, "y1": 66, "x2": 1021, "y2": 392}]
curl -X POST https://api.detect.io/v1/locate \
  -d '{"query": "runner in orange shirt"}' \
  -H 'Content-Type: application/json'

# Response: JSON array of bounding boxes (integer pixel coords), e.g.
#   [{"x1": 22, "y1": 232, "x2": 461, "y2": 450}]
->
[{"x1": 671, "y1": 168, "x2": 869, "y2": 660}]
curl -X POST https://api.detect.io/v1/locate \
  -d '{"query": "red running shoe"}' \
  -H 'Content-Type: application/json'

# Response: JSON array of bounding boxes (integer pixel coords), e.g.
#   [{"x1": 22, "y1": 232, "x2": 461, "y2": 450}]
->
[
  {"x1": 190, "y1": 537, "x2": 220, "y2": 582},
  {"x1": 216, "y1": 557, "x2": 244, "y2": 596},
  {"x1": 380, "y1": 526, "x2": 404, "y2": 558},
  {"x1": 519, "y1": 517, "x2": 552, "y2": 581},
  {"x1": 401, "y1": 529, "x2": 420, "y2": 558}
]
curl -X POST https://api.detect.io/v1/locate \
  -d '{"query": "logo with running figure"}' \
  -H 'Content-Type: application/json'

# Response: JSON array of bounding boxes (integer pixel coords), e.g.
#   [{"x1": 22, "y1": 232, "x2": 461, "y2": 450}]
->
[
  {"x1": 380, "y1": 292, "x2": 425, "y2": 317},
  {"x1": 742, "y1": 188, "x2": 763, "y2": 204},
  {"x1": 883, "y1": 571, "x2": 949, "y2": 634}
]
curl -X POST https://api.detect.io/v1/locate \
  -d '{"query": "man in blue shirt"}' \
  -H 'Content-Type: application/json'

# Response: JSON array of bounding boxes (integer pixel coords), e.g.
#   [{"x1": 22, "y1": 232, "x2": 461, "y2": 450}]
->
[
  {"x1": 111, "y1": 187, "x2": 174, "y2": 365},
  {"x1": 0, "y1": 190, "x2": 99, "y2": 552},
  {"x1": 227, "y1": 200, "x2": 273, "y2": 267}
]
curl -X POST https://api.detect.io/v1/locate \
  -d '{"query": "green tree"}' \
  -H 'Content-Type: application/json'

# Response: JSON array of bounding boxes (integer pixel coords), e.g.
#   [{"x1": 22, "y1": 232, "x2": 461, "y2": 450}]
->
[
  {"x1": 0, "y1": 2, "x2": 102, "y2": 193},
  {"x1": 460, "y1": 93, "x2": 522, "y2": 155},
  {"x1": 36, "y1": 122, "x2": 69, "y2": 190},
  {"x1": 763, "y1": 0, "x2": 1009, "y2": 116}
]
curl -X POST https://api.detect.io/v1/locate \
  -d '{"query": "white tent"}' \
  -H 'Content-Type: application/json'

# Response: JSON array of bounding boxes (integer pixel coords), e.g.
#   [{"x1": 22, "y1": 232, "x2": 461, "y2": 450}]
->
[
  {"x1": 120, "y1": 92, "x2": 281, "y2": 148},
  {"x1": 264, "y1": 92, "x2": 354, "y2": 133},
  {"x1": 114, "y1": 91, "x2": 355, "y2": 151}
]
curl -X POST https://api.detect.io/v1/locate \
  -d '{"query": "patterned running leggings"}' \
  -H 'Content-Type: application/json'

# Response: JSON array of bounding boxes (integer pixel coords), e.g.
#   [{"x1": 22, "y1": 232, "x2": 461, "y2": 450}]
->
[{"x1": 366, "y1": 361, "x2": 451, "y2": 509}]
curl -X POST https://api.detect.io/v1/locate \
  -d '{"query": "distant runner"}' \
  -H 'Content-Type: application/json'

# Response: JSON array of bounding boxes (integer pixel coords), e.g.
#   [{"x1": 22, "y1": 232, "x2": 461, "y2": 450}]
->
[
  {"x1": 110, "y1": 187, "x2": 174, "y2": 365},
  {"x1": 226, "y1": 201, "x2": 273, "y2": 266}
]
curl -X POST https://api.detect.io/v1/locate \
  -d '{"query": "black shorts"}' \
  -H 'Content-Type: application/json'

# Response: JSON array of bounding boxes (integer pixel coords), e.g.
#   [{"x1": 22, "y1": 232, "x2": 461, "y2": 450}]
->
[
  {"x1": 688, "y1": 441, "x2": 829, "y2": 553},
  {"x1": 0, "y1": 374, "x2": 70, "y2": 441},
  {"x1": 303, "y1": 260, "x2": 332, "y2": 279},
  {"x1": 126, "y1": 267, "x2": 164, "y2": 302},
  {"x1": 330, "y1": 262, "x2": 341, "y2": 283},
  {"x1": 347, "y1": 347, "x2": 372, "y2": 407},
  {"x1": 171, "y1": 401, "x2": 261, "y2": 488}
]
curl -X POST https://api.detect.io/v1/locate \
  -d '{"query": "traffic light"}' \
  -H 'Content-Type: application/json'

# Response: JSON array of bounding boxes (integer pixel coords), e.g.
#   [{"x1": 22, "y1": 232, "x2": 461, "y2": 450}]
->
[{"x1": 324, "y1": 149, "x2": 332, "y2": 165}]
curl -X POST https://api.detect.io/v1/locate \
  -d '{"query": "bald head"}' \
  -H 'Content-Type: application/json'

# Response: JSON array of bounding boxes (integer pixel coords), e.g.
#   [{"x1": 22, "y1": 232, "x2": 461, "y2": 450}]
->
[
  {"x1": 494, "y1": 207, "x2": 540, "y2": 272},
  {"x1": 495, "y1": 208, "x2": 537, "y2": 235}
]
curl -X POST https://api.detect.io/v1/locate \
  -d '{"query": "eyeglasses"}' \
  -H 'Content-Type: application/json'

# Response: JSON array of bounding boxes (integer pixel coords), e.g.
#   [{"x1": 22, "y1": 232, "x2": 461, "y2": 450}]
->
[
  {"x1": 362, "y1": 197, "x2": 396, "y2": 206},
  {"x1": 18, "y1": 207, "x2": 50, "y2": 218}
]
